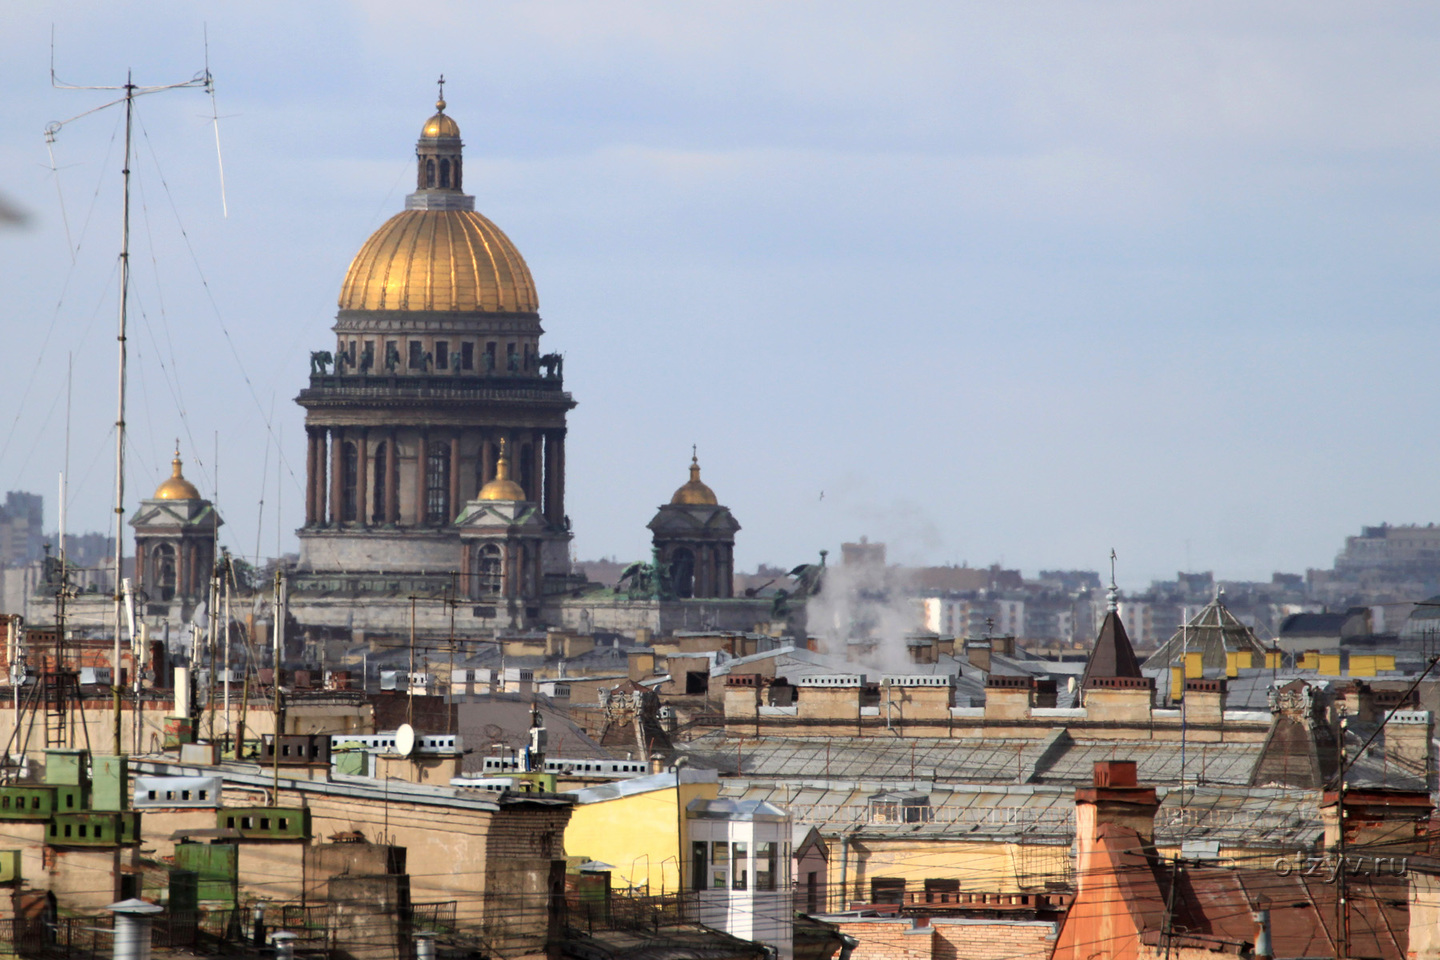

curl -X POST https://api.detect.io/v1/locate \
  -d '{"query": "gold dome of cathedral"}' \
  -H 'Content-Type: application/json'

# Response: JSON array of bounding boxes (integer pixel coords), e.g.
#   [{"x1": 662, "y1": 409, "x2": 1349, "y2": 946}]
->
[
  {"x1": 338, "y1": 90, "x2": 538, "y2": 315},
  {"x1": 478, "y1": 439, "x2": 528, "y2": 502},
  {"x1": 422, "y1": 98, "x2": 460, "y2": 138},
  {"x1": 671, "y1": 453, "x2": 718, "y2": 506},
  {"x1": 154, "y1": 450, "x2": 201, "y2": 501},
  {"x1": 338, "y1": 209, "x2": 538, "y2": 313}
]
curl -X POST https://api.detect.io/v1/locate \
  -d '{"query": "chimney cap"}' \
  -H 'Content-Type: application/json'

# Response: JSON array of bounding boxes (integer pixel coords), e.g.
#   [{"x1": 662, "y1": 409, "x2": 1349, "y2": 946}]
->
[{"x1": 1094, "y1": 760, "x2": 1138, "y2": 788}]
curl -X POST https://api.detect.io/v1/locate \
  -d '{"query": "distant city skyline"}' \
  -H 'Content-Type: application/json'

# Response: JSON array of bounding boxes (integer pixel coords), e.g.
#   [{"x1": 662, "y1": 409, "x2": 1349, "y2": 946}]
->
[{"x1": 4, "y1": 4, "x2": 1440, "y2": 586}]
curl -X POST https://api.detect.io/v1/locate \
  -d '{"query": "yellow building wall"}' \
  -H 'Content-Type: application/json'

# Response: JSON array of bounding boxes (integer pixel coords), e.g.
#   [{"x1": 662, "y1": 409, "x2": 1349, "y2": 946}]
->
[
  {"x1": 839, "y1": 837, "x2": 1072, "y2": 907},
  {"x1": 563, "y1": 779, "x2": 719, "y2": 896}
]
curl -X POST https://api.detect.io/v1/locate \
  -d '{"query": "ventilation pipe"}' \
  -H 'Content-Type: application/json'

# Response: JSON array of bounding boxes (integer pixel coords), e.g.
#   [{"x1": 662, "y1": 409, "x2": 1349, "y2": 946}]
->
[
  {"x1": 108, "y1": 899, "x2": 162, "y2": 960},
  {"x1": 415, "y1": 932, "x2": 437, "y2": 960}
]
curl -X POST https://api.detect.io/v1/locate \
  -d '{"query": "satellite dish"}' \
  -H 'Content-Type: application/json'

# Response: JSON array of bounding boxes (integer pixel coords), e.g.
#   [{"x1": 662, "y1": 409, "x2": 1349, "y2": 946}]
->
[{"x1": 395, "y1": 723, "x2": 416, "y2": 758}]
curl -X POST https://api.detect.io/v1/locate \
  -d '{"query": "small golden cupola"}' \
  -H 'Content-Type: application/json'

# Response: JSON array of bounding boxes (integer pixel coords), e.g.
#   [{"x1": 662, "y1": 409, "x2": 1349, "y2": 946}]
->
[
  {"x1": 478, "y1": 438, "x2": 528, "y2": 501},
  {"x1": 671, "y1": 450, "x2": 718, "y2": 506},
  {"x1": 154, "y1": 447, "x2": 201, "y2": 501}
]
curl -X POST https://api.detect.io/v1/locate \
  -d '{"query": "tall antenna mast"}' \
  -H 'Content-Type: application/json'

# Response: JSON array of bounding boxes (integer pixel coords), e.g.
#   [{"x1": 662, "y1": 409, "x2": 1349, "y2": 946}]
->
[{"x1": 47, "y1": 46, "x2": 216, "y2": 755}]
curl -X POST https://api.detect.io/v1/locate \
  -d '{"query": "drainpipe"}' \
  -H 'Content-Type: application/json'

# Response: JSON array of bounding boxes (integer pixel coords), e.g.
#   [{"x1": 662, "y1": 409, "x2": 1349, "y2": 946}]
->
[
  {"x1": 839, "y1": 832, "x2": 850, "y2": 913},
  {"x1": 837, "y1": 934, "x2": 860, "y2": 960}
]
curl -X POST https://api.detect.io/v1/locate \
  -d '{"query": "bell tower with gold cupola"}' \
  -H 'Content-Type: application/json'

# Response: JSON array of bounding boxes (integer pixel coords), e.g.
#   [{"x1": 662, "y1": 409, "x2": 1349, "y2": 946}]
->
[
  {"x1": 130, "y1": 446, "x2": 222, "y2": 614},
  {"x1": 295, "y1": 83, "x2": 575, "y2": 614},
  {"x1": 647, "y1": 451, "x2": 739, "y2": 599}
]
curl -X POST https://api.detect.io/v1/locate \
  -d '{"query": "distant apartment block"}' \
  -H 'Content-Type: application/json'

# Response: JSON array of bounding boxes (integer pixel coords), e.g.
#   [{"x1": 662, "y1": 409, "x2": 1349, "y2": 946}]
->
[{"x1": 0, "y1": 492, "x2": 41, "y2": 566}]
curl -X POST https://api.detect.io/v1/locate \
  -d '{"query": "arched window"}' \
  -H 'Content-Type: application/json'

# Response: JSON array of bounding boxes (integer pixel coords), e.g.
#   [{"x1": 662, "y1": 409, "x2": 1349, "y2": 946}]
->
[
  {"x1": 425, "y1": 159, "x2": 436, "y2": 188},
  {"x1": 153, "y1": 544, "x2": 177, "y2": 602},
  {"x1": 372, "y1": 443, "x2": 386, "y2": 523},
  {"x1": 340, "y1": 442, "x2": 359, "y2": 522},
  {"x1": 671, "y1": 548, "x2": 695, "y2": 599},
  {"x1": 453, "y1": 157, "x2": 462, "y2": 190},
  {"x1": 477, "y1": 544, "x2": 502, "y2": 597},
  {"x1": 425, "y1": 443, "x2": 451, "y2": 524},
  {"x1": 439, "y1": 158, "x2": 451, "y2": 188}
]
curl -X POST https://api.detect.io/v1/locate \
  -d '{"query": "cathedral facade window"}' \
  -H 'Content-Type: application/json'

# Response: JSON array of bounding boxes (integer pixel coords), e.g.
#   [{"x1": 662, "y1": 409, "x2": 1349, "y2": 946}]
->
[{"x1": 426, "y1": 444, "x2": 451, "y2": 524}]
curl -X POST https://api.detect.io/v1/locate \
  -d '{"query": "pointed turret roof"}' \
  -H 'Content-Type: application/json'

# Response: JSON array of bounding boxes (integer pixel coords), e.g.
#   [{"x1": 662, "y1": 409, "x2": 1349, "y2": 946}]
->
[{"x1": 1081, "y1": 609, "x2": 1144, "y2": 690}]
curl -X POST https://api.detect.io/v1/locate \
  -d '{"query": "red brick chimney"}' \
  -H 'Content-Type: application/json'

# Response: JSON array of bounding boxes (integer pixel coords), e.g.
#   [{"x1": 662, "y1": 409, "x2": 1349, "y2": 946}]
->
[{"x1": 1074, "y1": 761, "x2": 1160, "y2": 892}]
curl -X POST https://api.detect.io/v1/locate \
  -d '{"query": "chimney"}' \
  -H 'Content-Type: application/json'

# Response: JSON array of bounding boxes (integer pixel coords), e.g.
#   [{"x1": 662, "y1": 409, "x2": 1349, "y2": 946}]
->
[
  {"x1": 966, "y1": 642, "x2": 992, "y2": 672},
  {"x1": 1074, "y1": 761, "x2": 1159, "y2": 893},
  {"x1": 1252, "y1": 906, "x2": 1273, "y2": 960},
  {"x1": 1322, "y1": 787, "x2": 1432, "y2": 854}
]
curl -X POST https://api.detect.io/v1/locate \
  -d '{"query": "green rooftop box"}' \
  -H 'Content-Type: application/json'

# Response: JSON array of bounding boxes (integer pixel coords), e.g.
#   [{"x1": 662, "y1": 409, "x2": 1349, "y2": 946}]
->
[
  {"x1": 47, "y1": 812, "x2": 140, "y2": 848},
  {"x1": 90, "y1": 755, "x2": 127, "y2": 812},
  {"x1": 0, "y1": 850, "x2": 20, "y2": 883},
  {"x1": 217, "y1": 807, "x2": 310, "y2": 841},
  {"x1": 0, "y1": 786, "x2": 56, "y2": 821},
  {"x1": 44, "y1": 749, "x2": 88, "y2": 787},
  {"x1": 174, "y1": 842, "x2": 237, "y2": 904}
]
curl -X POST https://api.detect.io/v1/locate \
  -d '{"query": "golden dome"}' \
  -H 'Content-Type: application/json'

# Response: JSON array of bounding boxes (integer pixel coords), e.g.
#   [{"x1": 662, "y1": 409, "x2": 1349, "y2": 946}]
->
[
  {"x1": 671, "y1": 453, "x2": 718, "y2": 506},
  {"x1": 422, "y1": 98, "x2": 460, "y2": 138},
  {"x1": 338, "y1": 209, "x2": 539, "y2": 313},
  {"x1": 478, "y1": 439, "x2": 528, "y2": 501},
  {"x1": 154, "y1": 451, "x2": 201, "y2": 501}
]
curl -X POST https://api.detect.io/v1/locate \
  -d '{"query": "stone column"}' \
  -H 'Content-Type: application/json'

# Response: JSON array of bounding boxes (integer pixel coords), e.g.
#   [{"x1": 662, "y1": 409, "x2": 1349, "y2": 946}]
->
[
  {"x1": 329, "y1": 429, "x2": 343, "y2": 526},
  {"x1": 449, "y1": 434, "x2": 461, "y2": 521},
  {"x1": 415, "y1": 431, "x2": 429, "y2": 525},
  {"x1": 313, "y1": 428, "x2": 329, "y2": 527},
  {"x1": 542, "y1": 432, "x2": 557, "y2": 524},
  {"x1": 356, "y1": 430, "x2": 368, "y2": 528},
  {"x1": 304, "y1": 429, "x2": 317, "y2": 526},
  {"x1": 555, "y1": 430, "x2": 566, "y2": 523},
  {"x1": 385, "y1": 433, "x2": 399, "y2": 524}
]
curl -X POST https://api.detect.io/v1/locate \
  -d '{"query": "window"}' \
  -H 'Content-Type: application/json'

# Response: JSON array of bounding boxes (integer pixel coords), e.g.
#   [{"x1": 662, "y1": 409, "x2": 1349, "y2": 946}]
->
[
  {"x1": 440, "y1": 158, "x2": 451, "y2": 188},
  {"x1": 506, "y1": 342, "x2": 517, "y2": 372},
  {"x1": 426, "y1": 159, "x2": 435, "y2": 187},
  {"x1": 477, "y1": 545, "x2": 502, "y2": 597},
  {"x1": 756, "y1": 841, "x2": 777, "y2": 891},
  {"x1": 710, "y1": 841, "x2": 729, "y2": 890},
  {"x1": 153, "y1": 543, "x2": 177, "y2": 601},
  {"x1": 260, "y1": 818, "x2": 271, "y2": 830},
  {"x1": 806, "y1": 872, "x2": 819, "y2": 913},
  {"x1": 484, "y1": 341, "x2": 496, "y2": 372},
  {"x1": 692, "y1": 841, "x2": 708, "y2": 891},
  {"x1": 871, "y1": 878, "x2": 905, "y2": 905},
  {"x1": 462, "y1": 342, "x2": 475, "y2": 370},
  {"x1": 425, "y1": 443, "x2": 451, "y2": 524},
  {"x1": 341, "y1": 442, "x2": 359, "y2": 522},
  {"x1": 436, "y1": 341, "x2": 449, "y2": 370},
  {"x1": 671, "y1": 548, "x2": 695, "y2": 599},
  {"x1": 732, "y1": 841, "x2": 748, "y2": 890},
  {"x1": 385, "y1": 340, "x2": 399, "y2": 372},
  {"x1": 409, "y1": 340, "x2": 423, "y2": 370}
]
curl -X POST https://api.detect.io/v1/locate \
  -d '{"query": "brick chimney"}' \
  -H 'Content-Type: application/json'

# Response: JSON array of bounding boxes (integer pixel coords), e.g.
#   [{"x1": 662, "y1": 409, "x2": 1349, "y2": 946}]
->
[
  {"x1": 1074, "y1": 761, "x2": 1159, "y2": 893},
  {"x1": 1321, "y1": 787, "x2": 1432, "y2": 854}
]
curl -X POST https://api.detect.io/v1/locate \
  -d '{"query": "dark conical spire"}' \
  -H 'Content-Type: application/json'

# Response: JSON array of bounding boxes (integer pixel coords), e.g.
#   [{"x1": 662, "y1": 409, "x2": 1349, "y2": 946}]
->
[{"x1": 1080, "y1": 608, "x2": 1144, "y2": 690}]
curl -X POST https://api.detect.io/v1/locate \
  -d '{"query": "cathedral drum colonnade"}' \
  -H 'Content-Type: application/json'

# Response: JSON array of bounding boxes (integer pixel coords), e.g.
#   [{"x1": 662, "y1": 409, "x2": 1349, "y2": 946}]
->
[{"x1": 294, "y1": 89, "x2": 574, "y2": 626}]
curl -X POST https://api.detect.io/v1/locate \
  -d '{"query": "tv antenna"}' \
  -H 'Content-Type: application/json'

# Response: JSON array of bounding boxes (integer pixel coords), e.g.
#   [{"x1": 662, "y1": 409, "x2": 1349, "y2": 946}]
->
[{"x1": 45, "y1": 32, "x2": 220, "y2": 756}]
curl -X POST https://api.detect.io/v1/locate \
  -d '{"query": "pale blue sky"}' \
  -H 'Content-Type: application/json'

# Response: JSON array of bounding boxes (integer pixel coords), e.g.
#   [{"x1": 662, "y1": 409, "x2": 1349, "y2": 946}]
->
[{"x1": 3, "y1": 2, "x2": 1440, "y2": 587}]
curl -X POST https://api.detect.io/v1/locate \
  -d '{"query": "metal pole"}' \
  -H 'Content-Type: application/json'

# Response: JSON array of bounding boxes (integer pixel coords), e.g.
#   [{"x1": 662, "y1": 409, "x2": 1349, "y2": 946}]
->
[
  {"x1": 223, "y1": 556, "x2": 231, "y2": 743},
  {"x1": 111, "y1": 73, "x2": 135, "y2": 758}
]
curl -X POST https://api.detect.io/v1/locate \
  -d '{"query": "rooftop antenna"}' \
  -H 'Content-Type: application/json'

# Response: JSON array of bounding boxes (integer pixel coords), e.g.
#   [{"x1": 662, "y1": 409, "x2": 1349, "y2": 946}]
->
[
  {"x1": 203, "y1": 25, "x2": 229, "y2": 217},
  {"x1": 46, "y1": 37, "x2": 215, "y2": 755}
]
